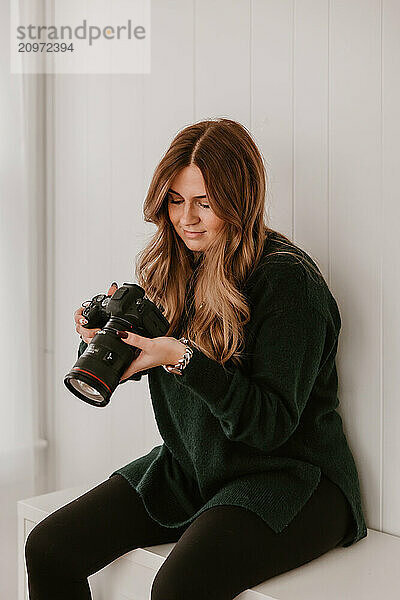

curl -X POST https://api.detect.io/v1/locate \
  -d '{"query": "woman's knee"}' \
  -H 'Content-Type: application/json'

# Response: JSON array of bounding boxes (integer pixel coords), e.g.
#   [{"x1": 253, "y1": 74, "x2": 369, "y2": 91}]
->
[
  {"x1": 25, "y1": 513, "x2": 82, "y2": 580},
  {"x1": 25, "y1": 518, "x2": 59, "y2": 577}
]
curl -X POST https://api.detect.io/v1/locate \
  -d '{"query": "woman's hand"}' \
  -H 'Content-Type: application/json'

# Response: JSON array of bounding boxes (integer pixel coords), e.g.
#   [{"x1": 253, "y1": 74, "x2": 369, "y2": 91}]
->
[
  {"x1": 74, "y1": 283, "x2": 118, "y2": 345},
  {"x1": 118, "y1": 333, "x2": 187, "y2": 382}
]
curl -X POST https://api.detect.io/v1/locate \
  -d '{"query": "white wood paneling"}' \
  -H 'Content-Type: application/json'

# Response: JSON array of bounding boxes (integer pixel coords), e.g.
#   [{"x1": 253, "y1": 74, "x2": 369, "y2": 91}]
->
[
  {"x1": 54, "y1": 75, "x2": 94, "y2": 487},
  {"x1": 293, "y1": 0, "x2": 330, "y2": 276},
  {"x1": 50, "y1": 0, "x2": 400, "y2": 540},
  {"x1": 382, "y1": 0, "x2": 400, "y2": 534},
  {"x1": 195, "y1": 0, "x2": 251, "y2": 125},
  {"x1": 252, "y1": 0, "x2": 294, "y2": 236},
  {"x1": 329, "y1": 0, "x2": 382, "y2": 531}
]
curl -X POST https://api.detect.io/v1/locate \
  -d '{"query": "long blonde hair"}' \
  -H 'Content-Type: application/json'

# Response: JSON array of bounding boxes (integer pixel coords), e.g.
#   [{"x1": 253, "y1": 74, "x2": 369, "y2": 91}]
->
[{"x1": 134, "y1": 118, "x2": 323, "y2": 368}]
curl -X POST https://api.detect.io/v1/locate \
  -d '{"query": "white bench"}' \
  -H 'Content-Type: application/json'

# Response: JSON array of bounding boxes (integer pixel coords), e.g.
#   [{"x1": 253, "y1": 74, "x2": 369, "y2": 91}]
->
[{"x1": 18, "y1": 484, "x2": 399, "y2": 600}]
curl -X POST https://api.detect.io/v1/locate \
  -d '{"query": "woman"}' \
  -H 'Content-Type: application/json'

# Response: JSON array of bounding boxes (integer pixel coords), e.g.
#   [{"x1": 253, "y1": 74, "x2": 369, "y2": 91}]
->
[{"x1": 25, "y1": 118, "x2": 367, "y2": 600}]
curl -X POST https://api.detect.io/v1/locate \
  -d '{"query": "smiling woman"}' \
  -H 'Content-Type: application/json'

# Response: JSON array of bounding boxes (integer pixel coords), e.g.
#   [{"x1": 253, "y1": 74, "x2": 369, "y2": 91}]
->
[{"x1": 167, "y1": 165, "x2": 225, "y2": 253}]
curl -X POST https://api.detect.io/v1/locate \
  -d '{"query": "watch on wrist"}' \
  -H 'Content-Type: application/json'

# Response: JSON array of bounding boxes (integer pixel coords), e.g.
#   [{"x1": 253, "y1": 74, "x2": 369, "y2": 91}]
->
[{"x1": 162, "y1": 338, "x2": 194, "y2": 375}]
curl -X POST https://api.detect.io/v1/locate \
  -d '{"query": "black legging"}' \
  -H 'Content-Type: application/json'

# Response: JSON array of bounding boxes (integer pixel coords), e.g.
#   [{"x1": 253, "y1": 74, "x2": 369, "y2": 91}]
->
[{"x1": 25, "y1": 471, "x2": 353, "y2": 600}]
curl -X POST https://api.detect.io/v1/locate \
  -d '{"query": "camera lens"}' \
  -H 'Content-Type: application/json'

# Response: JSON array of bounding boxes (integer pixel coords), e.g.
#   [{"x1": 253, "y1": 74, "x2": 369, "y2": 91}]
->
[
  {"x1": 64, "y1": 321, "x2": 138, "y2": 407},
  {"x1": 68, "y1": 379, "x2": 104, "y2": 404},
  {"x1": 64, "y1": 365, "x2": 114, "y2": 407}
]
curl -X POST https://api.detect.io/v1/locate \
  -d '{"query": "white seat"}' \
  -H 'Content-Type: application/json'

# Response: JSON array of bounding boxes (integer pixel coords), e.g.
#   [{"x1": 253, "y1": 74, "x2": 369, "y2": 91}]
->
[{"x1": 18, "y1": 483, "x2": 398, "y2": 600}]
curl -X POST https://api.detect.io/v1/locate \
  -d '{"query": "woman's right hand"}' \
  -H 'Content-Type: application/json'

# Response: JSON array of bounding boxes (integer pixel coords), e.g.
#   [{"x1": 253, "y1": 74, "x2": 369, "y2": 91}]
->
[{"x1": 74, "y1": 283, "x2": 118, "y2": 345}]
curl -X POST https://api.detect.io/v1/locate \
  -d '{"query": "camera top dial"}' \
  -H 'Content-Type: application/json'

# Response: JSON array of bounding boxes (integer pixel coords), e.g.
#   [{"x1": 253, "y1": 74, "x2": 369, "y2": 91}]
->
[{"x1": 81, "y1": 294, "x2": 111, "y2": 329}]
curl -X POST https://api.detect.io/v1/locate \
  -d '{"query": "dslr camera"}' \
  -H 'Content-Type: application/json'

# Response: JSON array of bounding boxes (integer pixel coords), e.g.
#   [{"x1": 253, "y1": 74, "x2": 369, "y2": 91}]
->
[{"x1": 64, "y1": 283, "x2": 170, "y2": 407}]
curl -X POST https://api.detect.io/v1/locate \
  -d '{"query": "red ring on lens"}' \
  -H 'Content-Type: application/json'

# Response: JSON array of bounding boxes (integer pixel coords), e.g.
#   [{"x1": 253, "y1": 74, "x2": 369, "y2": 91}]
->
[{"x1": 71, "y1": 368, "x2": 112, "y2": 393}]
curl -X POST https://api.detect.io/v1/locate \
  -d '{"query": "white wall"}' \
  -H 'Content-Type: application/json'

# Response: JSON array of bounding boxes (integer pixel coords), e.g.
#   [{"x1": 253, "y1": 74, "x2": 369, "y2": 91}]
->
[{"x1": 50, "y1": 0, "x2": 400, "y2": 538}]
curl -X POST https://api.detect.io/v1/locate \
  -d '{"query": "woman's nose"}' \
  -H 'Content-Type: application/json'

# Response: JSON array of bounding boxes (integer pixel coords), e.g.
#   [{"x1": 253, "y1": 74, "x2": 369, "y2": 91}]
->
[{"x1": 181, "y1": 204, "x2": 200, "y2": 224}]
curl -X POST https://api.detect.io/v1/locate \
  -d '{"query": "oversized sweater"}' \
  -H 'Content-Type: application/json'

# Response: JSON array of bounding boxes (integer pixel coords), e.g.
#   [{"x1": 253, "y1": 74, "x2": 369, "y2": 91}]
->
[{"x1": 78, "y1": 234, "x2": 368, "y2": 547}]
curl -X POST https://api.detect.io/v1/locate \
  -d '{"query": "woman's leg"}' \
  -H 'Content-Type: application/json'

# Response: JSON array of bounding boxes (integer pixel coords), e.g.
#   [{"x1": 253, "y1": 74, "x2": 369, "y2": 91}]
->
[
  {"x1": 151, "y1": 473, "x2": 353, "y2": 600},
  {"x1": 25, "y1": 473, "x2": 187, "y2": 600}
]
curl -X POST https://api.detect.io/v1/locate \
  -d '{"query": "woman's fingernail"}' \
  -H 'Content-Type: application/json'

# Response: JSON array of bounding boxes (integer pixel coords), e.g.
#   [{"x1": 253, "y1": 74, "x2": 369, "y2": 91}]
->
[
  {"x1": 116, "y1": 330, "x2": 128, "y2": 339},
  {"x1": 79, "y1": 318, "x2": 88, "y2": 325}
]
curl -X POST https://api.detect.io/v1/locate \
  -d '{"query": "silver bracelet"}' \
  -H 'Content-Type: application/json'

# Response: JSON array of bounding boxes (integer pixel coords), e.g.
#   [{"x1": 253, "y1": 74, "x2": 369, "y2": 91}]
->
[{"x1": 162, "y1": 338, "x2": 194, "y2": 375}]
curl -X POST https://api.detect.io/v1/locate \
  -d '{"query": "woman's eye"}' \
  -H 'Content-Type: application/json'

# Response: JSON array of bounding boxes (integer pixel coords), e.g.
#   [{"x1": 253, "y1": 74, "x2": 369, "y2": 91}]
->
[{"x1": 168, "y1": 196, "x2": 210, "y2": 209}]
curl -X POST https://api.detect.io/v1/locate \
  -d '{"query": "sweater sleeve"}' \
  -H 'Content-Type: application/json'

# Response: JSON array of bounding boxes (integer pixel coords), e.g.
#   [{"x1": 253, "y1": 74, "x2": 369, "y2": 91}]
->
[
  {"x1": 77, "y1": 339, "x2": 88, "y2": 358},
  {"x1": 173, "y1": 301, "x2": 328, "y2": 454}
]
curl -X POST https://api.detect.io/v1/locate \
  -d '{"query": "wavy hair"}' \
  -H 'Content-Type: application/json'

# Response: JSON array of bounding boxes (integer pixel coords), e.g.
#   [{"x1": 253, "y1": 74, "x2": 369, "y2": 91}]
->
[{"x1": 134, "y1": 118, "x2": 323, "y2": 369}]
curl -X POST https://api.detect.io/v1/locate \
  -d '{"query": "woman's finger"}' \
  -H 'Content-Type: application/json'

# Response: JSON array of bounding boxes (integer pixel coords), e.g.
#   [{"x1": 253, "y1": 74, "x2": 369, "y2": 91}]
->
[
  {"x1": 118, "y1": 336, "x2": 187, "y2": 383},
  {"x1": 107, "y1": 282, "x2": 118, "y2": 296},
  {"x1": 81, "y1": 330, "x2": 100, "y2": 344},
  {"x1": 76, "y1": 323, "x2": 101, "y2": 338},
  {"x1": 74, "y1": 306, "x2": 85, "y2": 324},
  {"x1": 75, "y1": 320, "x2": 88, "y2": 335},
  {"x1": 118, "y1": 331, "x2": 151, "y2": 350}
]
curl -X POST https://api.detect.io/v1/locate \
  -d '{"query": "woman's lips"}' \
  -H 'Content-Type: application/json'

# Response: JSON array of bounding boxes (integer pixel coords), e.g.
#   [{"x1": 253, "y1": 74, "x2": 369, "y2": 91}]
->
[{"x1": 184, "y1": 230, "x2": 206, "y2": 238}]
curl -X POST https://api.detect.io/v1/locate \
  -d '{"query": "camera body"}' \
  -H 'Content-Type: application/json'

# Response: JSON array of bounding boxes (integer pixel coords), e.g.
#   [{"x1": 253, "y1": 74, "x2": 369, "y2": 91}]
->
[{"x1": 64, "y1": 283, "x2": 170, "y2": 407}]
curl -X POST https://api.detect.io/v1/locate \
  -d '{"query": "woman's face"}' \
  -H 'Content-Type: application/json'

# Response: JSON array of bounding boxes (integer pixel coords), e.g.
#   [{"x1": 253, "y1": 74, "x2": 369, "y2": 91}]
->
[{"x1": 167, "y1": 165, "x2": 225, "y2": 253}]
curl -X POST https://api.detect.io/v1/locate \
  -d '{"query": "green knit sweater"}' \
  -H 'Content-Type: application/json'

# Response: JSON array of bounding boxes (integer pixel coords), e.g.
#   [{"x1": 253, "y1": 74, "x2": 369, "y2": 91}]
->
[{"x1": 78, "y1": 235, "x2": 367, "y2": 547}]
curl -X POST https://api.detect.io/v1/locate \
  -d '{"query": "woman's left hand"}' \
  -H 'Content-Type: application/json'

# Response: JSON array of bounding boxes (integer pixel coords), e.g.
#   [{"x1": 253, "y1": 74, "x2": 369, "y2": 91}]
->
[{"x1": 118, "y1": 332, "x2": 187, "y2": 383}]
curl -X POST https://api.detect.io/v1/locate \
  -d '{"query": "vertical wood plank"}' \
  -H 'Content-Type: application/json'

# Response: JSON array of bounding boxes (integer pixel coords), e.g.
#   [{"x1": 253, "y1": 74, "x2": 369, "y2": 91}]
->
[
  {"x1": 293, "y1": 0, "x2": 330, "y2": 278},
  {"x1": 54, "y1": 73, "x2": 92, "y2": 488},
  {"x1": 195, "y1": 0, "x2": 251, "y2": 125},
  {"x1": 382, "y1": 0, "x2": 400, "y2": 535},
  {"x1": 329, "y1": 0, "x2": 382, "y2": 530},
  {"x1": 252, "y1": 0, "x2": 294, "y2": 235}
]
